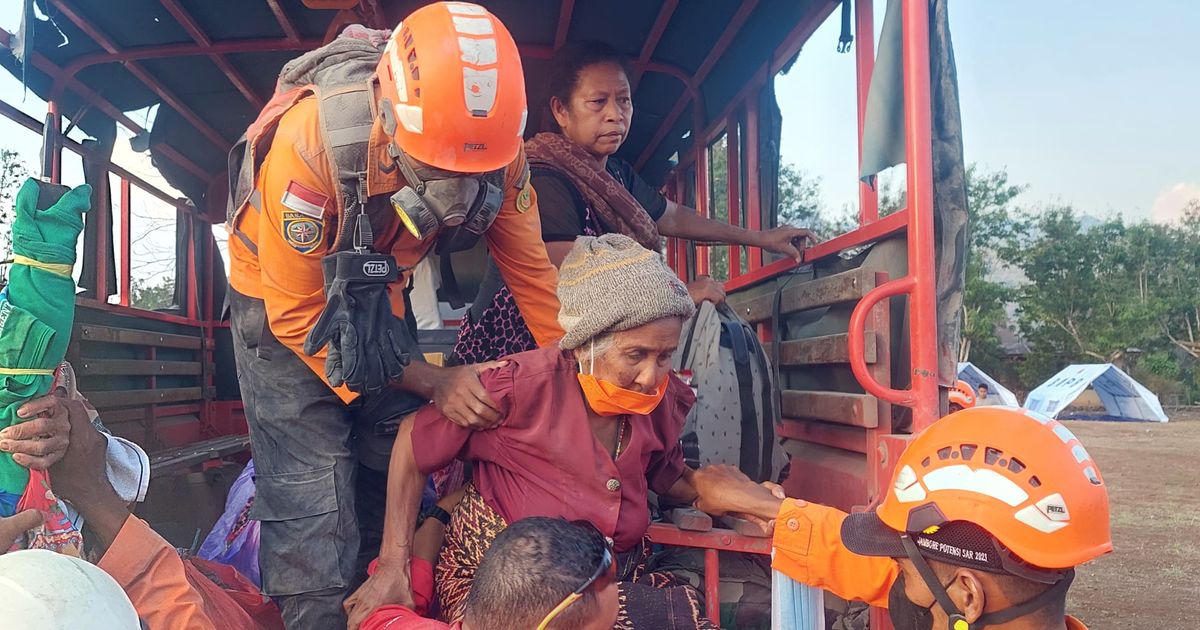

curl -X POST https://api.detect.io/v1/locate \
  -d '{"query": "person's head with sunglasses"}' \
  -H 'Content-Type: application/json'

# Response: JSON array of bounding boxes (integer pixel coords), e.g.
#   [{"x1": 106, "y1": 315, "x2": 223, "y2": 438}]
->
[{"x1": 464, "y1": 518, "x2": 618, "y2": 630}]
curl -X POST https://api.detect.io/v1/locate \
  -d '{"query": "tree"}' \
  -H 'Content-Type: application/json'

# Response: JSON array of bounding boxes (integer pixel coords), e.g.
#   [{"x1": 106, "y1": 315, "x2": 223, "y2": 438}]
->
[
  {"x1": 959, "y1": 166, "x2": 1028, "y2": 376},
  {"x1": 998, "y1": 197, "x2": 1200, "y2": 398},
  {"x1": 0, "y1": 149, "x2": 29, "y2": 257},
  {"x1": 131, "y1": 277, "x2": 176, "y2": 311},
  {"x1": 776, "y1": 163, "x2": 856, "y2": 236}
]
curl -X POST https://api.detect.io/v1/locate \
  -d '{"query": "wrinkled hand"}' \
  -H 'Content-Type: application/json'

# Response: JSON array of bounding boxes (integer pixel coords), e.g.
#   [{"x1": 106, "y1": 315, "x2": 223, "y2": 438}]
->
[
  {"x1": 46, "y1": 396, "x2": 111, "y2": 507},
  {"x1": 735, "y1": 482, "x2": 788, "y2": 532},
  {"x1": 687, "y1": 276, "x2": 726, "y2": 306},
  {"x1": 344, "y1": 560, "x2": 413, "y2": 630},
  {"x1": 757, "y1": 226, "x2": 816, "y2": 262},
  {"x1": 691, "y1": 465, "x2": 785, "y2": 521},
  {"x1": 432, "y1": 362, "x2": 508, "y2": 430},
  {"x1": 0, "y1": 509, "x2": 41, "y2": 551},
  {"x1": 0, "y1": 392, "x2": 72, "y2": 470}
]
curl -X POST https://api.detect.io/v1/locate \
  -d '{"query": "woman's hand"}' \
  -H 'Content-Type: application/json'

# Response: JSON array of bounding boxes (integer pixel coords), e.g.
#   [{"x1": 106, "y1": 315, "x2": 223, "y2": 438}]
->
[
  {"x1": 0, "y1": 392, "x2": 72, "y2": 470},
  {"x1": 691, "y1": 465, "x2": 786, "y2": 521},
  {"x1": 755, "y1": 226, "x2": 816, "y2": 262},
  {"x1": 687, "y1": 276, "x2": 726, "y2": 306},
  {"x1": 344, "y1": 558, "x2": 414, "y2": 629}
]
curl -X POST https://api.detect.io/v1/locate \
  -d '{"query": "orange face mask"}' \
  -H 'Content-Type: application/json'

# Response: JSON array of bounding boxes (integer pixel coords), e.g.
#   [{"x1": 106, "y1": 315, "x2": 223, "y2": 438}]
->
[
  {"x1": 577, "y1": 373, "x2": 668, "y2": 416},
  {"x1": 576, "y1": 343, "x2": 669, "y2": 416}
]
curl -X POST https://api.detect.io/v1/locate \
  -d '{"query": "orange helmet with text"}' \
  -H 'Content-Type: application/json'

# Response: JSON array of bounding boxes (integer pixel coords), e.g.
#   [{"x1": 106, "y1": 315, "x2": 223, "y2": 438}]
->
[
  {"x1": 948, "y1": 379, "x2": 976, "y2": 410},
  {"x1": 376, "y1": 2, "x2": 527, "y2": 173},
  {"x1": 843, "y1": 407, "x2": 1112, "y2": 576}
]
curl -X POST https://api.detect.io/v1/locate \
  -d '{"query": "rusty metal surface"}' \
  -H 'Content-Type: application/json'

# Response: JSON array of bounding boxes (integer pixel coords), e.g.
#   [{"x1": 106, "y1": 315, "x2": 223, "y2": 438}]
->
[
  {"x1": 730, "y1": 267, "x2": 878, "y2": 324},
  {"x1": 781, "y1": 391, "x2": 879, "y2": 428},
  {"x1": 777, "y1": 419, "x2": 868, "y2": 454},
  {"x1": 87, "y1": 387, "x2": 203, "y2": 410},
  {"x1": 646, "y1": 523, "x2": 773, "y2": 555},
  {"x1": 76, "y1": 324, "x2": 202, "y2": 350},
  {"x1": 79, "y1": 359, "x2": 202, "y2": 376},
  {"x1": 148, "y1": 434, "x2": 252, "y2": 471},
  {"x1": 766, "y1": 331, "x2": 877, "y2": 366}
]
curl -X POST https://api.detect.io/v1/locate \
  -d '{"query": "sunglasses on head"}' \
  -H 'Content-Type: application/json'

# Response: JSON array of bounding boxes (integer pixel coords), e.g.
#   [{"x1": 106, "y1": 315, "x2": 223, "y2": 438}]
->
[{"x1": 534, "y1": 521, "x2": 616, "y2": 630}]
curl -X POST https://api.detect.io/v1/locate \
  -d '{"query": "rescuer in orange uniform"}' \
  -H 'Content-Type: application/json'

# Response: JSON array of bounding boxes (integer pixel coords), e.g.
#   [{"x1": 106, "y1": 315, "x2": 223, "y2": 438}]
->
[
  {"x1": 225, "y1": 4, "x2": 563, "y2": 627},
  {"x1": 694, "y1": 406, "x2": 1112, "y2": 630}
]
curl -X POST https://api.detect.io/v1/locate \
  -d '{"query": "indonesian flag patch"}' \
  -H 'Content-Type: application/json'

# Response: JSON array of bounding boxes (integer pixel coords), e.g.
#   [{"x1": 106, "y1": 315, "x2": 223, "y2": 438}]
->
[{"x1": 280, "y1": 181, "x2": 329, "y2": 219}]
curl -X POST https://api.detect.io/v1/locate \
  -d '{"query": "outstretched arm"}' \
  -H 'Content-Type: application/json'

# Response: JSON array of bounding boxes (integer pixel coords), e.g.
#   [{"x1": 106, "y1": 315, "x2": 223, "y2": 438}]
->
[{"x1": 343, "y1": 419, "x2": 428, "y2": 629}]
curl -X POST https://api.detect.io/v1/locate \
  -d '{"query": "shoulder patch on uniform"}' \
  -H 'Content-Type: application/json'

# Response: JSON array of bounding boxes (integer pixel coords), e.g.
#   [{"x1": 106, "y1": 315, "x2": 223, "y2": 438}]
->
[
  {"x1": 281, "y1": 180, "x2": 329, "y2": 219},
  {"x1": 282, "y1": 212, "x2": 324, "y2": 253},
  {"x1": 517, "y1": 184, "x2": 533, "y2": 213}
]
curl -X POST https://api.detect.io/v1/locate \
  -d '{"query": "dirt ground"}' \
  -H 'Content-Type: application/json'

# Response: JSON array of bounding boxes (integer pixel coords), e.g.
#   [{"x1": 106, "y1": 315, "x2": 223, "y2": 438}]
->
[{"x1": 1064, "y1": 409, "x2": 1200, "y2": 629}]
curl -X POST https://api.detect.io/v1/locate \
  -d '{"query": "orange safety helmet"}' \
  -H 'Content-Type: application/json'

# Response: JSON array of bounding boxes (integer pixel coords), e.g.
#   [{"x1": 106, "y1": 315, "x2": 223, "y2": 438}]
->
[
  {"x1": 947, "y1": 379, "x2": 976, "y2": 411},
  {"x1": 841, "y1": 407, "x2": 1112, "y2": 579},
  {"x1": 377, "y1": 2, "x2": 527, "y2": 173}
]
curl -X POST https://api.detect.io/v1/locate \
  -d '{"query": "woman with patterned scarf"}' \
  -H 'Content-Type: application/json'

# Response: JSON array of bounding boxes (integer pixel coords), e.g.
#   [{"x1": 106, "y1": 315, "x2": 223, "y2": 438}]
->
[
  {"x1": 347, "y1": 235, "x2": 772, "y2": 629},
  {"x1": 453, "y1": 40, "x2": 814, "y2": 365}
]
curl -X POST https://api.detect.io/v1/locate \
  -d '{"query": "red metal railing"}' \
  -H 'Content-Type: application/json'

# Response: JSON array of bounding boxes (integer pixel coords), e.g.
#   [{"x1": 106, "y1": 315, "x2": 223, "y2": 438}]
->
[
  {"x1": 646, "y1": 524, "x2": 773, "y2": 622},
  {"x1": 0, "y1": 93, "x2": 239, "y2": 445}
]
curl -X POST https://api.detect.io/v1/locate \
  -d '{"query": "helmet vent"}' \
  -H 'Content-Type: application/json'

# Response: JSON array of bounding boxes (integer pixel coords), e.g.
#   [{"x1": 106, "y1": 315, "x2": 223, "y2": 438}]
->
[
  {"x1": 984, "y1": 447, "x2": 1003, "y2": 466},
  {"x1": 937, "y1": 447, "x2": 953, "y2": 461},
  {"x1": 959, "y1": 444, "x2": 978, "y2": 461},
  {"x1": 1028, "y1": 475, "x2": 1041, "y2": 488},
  {"x1": 1007, "y1": 457, "x2": 1026, "y2": 474}
]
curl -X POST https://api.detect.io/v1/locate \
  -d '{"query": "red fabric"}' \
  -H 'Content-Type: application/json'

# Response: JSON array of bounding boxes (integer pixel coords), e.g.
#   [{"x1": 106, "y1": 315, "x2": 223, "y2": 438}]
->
[
  {"x1": 367, "y1": 556, "x2": 435, "y2": 617},
  {"x1": 410, "y1": 346, "x2": 692, "y2": 551},
  {"x1": 359, "y1": 606, "x2": 459, "y2": 630},
  {"x1": 15, "y1": 468, "x2": 82, "y2": 555},
  {"x1": 182, "y1": 557, "x2": 285, "y2": 630}
]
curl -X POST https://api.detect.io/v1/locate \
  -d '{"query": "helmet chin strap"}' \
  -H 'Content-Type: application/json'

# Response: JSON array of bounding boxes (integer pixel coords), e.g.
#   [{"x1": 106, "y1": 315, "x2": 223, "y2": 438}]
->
[{"x1": 900, "y1": 535, "x2": 1075, "y2": 630}]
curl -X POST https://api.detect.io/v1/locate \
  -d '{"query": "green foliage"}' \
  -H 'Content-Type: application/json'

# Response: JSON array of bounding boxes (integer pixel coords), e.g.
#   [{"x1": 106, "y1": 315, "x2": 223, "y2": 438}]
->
[
  {"x1": 1003, "y1": 202, "x2": 1200, "y2": 397},
  {"x1": 959, "y1": 166, "x2": 1027, "y2": 379},
  {"x1": 131, "y1": 277, "x2": 176, "y2": 311},
  {"x1": 0, "y1": 150, "x2": 30, "y2": 284}
]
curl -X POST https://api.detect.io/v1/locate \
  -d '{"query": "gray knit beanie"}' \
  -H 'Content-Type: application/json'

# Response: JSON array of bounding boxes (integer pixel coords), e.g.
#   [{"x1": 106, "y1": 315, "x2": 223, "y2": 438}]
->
[{"x1": 557, "y1": 234, "x2": 696, "y2": 350}]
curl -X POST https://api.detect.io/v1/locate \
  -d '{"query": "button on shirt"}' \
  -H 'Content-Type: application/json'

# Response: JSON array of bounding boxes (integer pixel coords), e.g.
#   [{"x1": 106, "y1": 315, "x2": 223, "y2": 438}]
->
[{"x1": 410, "y1": 346, "x2": 693, "y2": 551}]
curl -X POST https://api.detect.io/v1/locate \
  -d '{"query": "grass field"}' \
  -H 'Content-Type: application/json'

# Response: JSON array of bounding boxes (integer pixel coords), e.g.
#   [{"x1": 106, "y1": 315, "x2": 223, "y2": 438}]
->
[{"x1": 1064, "y1": 409, "x2": 1200, "y2": 629}]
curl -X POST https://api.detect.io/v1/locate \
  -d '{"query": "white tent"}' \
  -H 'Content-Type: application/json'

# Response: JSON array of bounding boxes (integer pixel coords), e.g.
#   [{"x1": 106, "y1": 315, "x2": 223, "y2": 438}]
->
[
  {"x1": 956, "y1": 362, "x2": 1020, "y2": 407},
  {"x1": 1024, "y1": 364, "x2": 1168, "y2": 422}
]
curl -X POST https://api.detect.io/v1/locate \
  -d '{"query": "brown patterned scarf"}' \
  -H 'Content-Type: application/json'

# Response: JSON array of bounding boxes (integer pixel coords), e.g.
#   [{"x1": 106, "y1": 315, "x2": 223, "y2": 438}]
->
[{"x1": 525, "y1": 132, "x2": 661, "y2": 251}]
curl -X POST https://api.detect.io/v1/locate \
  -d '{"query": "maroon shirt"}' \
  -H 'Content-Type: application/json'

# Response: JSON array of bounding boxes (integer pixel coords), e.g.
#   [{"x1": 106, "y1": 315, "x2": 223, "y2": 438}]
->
[{"x1": 411, "y1": 345, "x2": 693, "y2": 551}]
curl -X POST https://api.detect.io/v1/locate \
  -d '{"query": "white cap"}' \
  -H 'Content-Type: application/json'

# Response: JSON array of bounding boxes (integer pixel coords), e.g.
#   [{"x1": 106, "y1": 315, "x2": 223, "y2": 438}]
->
[{"x1": 0, "y1": 549, "x2": 140, "y2": 629}]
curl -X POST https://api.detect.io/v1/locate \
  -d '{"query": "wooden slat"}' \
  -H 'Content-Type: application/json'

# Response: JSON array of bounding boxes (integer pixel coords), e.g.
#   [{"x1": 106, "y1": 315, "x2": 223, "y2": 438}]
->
[
  {"x1": 87, "y1": 387, "x2": 202, "y2": 410},
  {"x1": 98, "y1": 408, "x2": 152, "y2": 424},
  {"x1": 75, "y1": 324, "x2": 201, "y2": 350},
  {"x1": 729, "y1": 267, "x2": 878, "y2": 323},
  {"x1": 766, "y1": 331, "x2": 877, "y2": 366},
  {"x1": 77, "y1": 359, "x2": 201, "y2": 376},
  {"x1": 780, "y1": 390, "x2": 879, "y2": 428},
  {"x1": 778, "y1": 419, "x2": 868, "y2": 453}
]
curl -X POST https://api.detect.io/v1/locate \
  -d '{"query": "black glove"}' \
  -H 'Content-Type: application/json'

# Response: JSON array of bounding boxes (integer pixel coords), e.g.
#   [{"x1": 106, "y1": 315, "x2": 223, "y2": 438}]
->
[{"x1": 303, "y1": 251, "x2": 414, "y2": 393}]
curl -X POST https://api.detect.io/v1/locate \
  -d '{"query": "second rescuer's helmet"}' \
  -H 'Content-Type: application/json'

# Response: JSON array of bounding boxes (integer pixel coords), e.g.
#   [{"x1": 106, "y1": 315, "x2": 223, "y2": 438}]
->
[
  {"x1": 377, "y1": 2, "x2": 527, "y2": 173},
  {"x1": 948, "y1": 379, "x2": 976, "y2": 411},
  {"x1": 841, "y1": 406, "x2": 1112, "y2": 580}
]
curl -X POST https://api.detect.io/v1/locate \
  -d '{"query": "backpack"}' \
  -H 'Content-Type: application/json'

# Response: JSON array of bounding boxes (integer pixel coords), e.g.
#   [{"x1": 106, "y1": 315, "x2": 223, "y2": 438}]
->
[
  {"x1": 674, "y1": 301, "x2": 785, "y2": 483},
  {"x1": 226, "y1": 27, "x2": 393, "y2": 255}
]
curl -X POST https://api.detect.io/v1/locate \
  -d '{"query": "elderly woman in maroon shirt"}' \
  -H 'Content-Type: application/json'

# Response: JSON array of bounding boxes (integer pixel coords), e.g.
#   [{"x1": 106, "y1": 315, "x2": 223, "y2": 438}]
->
[{"x1": 345, "y1": 234, "x2": 757, "y2": 630}]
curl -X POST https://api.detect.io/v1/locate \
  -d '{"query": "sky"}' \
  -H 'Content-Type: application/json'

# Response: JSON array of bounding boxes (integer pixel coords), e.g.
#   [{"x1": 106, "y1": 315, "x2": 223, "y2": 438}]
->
[
  {"x1": 778, "y1": 0, "x2": 1200, "y2": 224},
  {"x1": 1, "y1": 0, "x2": 1198, "y2": 282}
]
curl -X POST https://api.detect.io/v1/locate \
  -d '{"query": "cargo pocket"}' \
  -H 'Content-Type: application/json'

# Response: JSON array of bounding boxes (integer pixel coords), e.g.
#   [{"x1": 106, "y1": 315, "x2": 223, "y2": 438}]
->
[{"x1": 250, "y1": 464, "x2": 348, "y2": 595}]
